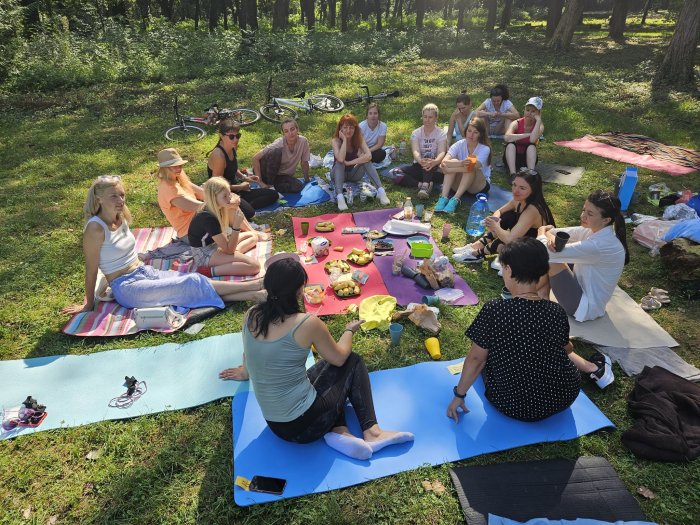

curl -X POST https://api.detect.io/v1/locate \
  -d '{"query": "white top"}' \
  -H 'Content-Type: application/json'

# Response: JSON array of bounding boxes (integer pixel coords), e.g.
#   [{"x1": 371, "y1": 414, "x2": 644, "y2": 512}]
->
[
  {"x1": 483, "y1": 98, "x2": 514, "y2": 125},
  {"x1": 410, "y1": 126, "x2": 447, "y2": 160},
  {"x1": 85, "y1": 216, "x2": 139, "y2": 275},
  {"x1": 359, "y1": 120, "x2": 387, "y2": 148},
  {"x1": 447, "y1": 140, "x2": 492, "y2": 182},
  {"x1": 538, "y1": 226, "x2": 625, "y2": 322}
]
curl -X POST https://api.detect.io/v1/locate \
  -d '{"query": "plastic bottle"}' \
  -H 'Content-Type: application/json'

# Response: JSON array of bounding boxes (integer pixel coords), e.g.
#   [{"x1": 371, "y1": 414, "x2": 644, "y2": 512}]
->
[
  {"x1": 346, "y1": 187, "x2": 354, "y2": 206},
  {"x1": 399, "y1": 139, "x2": 406, "y2": 157},
  {"x1": 404, "y1": 197, "x2": 413, "y2": 220},
  {"x1": 465, "y1": 193, "x2": 489, "y2": 236}
]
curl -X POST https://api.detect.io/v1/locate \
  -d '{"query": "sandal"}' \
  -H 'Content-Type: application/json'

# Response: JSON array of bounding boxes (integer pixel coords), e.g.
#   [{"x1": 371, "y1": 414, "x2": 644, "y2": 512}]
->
[
  {"x1": 640, "y1": 295, "x2": 662, "y2": 311},
  {"x1": 649, "y1": 287, "x2": 668, "y2": 295},
  {"x1": 649, "y1": 288, "x2": 670, "y2": 304}
]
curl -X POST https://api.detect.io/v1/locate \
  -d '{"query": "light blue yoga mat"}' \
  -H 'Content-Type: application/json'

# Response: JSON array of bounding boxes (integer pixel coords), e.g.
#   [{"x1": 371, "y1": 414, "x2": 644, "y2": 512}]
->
[
  {"x1": 232, "y1": 358, "x2": 614, "y2": 506},
  {"x1": 0, "y1": 333, "x2": 314, "y2": 440},
  {"x1": 256, "y1": 180, "x2": 330, "y2": 213}
]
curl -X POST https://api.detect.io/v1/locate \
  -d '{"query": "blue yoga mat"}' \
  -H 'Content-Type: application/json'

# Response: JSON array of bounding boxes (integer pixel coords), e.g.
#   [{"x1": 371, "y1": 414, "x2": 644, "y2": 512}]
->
[
  {"x1": 232, "y1": 358, "x2": 614, "y2": 505},
  {"x1": 256, "y1": 180, "x2": 330, "y2": 213},
  {"x1": 0, "y1": 334, "x2": 313, "y2": 440}
]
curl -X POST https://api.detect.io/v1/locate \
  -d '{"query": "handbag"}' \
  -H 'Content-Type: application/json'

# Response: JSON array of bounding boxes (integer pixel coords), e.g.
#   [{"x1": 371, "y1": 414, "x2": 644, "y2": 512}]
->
[{"x1": 133, "y1": 306, "x2": 187, "y2": 330}]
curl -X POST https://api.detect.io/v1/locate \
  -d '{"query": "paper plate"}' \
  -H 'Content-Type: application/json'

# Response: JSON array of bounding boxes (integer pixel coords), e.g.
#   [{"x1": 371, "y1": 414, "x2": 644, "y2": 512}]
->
[{"x1": 381, "y1": 220, "x2": 424, "y2": 237}]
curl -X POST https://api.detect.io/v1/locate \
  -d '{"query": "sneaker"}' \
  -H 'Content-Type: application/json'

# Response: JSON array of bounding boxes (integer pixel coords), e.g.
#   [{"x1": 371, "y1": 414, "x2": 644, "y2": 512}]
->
[
  {"x1": 453, "y1": 251, "x2": 483, "y2": 263},
  {"x1": 434, "y1": 196, "x2": 449, "y2": 212},
  {"x1": 588, "y1": 352, "x2": 614, "y2": 389},
  {"x1": 443, "y1": 197, "x2": 460, "y2": 214},
  {"x1": 453, "y1": 245, "x2": 475, "y2": 254},
  {"x1": 417, "y1": 185, "x2": 429, "y2": 199},
  {"x1": 337, "y1": 195, "x2": 348, "y2": 211},
  {"x1": 377, "y1": 187, "x2": 390, "y2": 205},
  {"x1": 491, "y1": 258, "x2": 502, "y2": 271}
]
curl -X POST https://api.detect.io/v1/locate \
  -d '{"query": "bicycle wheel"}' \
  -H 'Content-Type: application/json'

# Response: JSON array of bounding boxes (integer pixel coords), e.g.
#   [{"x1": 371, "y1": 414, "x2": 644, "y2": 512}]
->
[
  {"x1": 308, "y1": 94, "x2": 344, "y2": 113},
  {"x1": 219, "y1": 108, "x2": 261, "y2": 127},
  {"x1": 259, "y1": 103, "x2": 299, "y2": 124},
  {"x1": 164, "y1": 125, "x2": 207, "y2": 143}
]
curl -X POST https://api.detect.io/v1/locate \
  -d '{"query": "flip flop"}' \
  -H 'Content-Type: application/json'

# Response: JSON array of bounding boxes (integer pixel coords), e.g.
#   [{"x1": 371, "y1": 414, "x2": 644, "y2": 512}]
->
[
  {"x1": 640, "y1": 295, "x2": 662, "y2": 311},
  {"x1": 649, "y1": 288, "x2": 670, "y2": 304}
]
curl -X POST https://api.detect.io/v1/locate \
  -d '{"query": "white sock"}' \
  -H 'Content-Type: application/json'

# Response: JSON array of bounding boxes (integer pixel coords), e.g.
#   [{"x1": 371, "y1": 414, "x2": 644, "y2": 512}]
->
[
  {"x1": 324, "y1": 432, "x2": 372, "y2": 460},
  {"x1": 376, "y1": 187, "x2": 390, "y2": 205},
  {"x1": 367, "y1": 431, "x2": 414, "y2": 453}
]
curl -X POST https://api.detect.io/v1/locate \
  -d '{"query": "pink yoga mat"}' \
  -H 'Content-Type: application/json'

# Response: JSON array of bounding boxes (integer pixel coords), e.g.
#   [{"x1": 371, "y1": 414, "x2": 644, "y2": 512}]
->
[
  {"x1": 554, "y1": 137, "x2": 696, "y2": 176},
  {"x1": 352, "y1": 208, "x2": 479, "y2": 306},
  {"x1": 292, "y1": 213, "x2": 389, "y2": 316}
]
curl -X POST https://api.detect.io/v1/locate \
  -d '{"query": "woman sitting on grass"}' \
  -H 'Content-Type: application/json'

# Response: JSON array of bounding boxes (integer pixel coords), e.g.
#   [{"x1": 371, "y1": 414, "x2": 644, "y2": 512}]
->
[
  {"x1": 474, "y1": 84, "x2": 519, "y2": 137},
  {"x1": 358, "y1": 103, "x2": 388, "y2": 164},
  {"x1": 186, "y1": 177, "x2": 261, "y2": 278},
  {"x1": 445, "y1": 91, "x2": 474, "y2": 143},
  {"x1": 453, "y1": 170, "x2": 555, "y2": 263},
  {"x1": 220, "y1": 258, "x2": 414, "y2": 460},
  {"x1": 252, "y1": 118, "x2": 310, "y2": 193},
  {"x1": 62, "y1": 176, "x2": 264, "y2": 316},
  {"x1": 446, "y1": 237, "x2": 614, "y2": 425},
  {"x1": 536, "y1": 190, "x2": 629, "y2": 322},
  {"x1": 503, "y1": 97, "x2": 544, "y2": 183},
  {"x1": 331, "y1": 113, "x2": 391, "y2": 211},
  {"x1": 436, "y1": 118, "x2": 492, "y2": 214}
]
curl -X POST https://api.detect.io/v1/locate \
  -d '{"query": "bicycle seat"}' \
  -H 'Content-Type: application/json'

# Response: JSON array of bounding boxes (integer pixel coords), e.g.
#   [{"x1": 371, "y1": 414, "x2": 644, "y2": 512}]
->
[{"x1": 293, "y1": 91, "x2": 305, "y2": 99}]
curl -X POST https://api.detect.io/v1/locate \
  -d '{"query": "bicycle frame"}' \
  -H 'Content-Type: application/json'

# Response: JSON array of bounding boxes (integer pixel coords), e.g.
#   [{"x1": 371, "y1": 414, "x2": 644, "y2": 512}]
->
[{"x1": 270, "y1": 97, "x2": 311, "y2": 112}]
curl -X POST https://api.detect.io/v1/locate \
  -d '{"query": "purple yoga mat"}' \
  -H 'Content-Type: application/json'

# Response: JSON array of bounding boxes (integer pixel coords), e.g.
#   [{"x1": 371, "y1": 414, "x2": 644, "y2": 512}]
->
[{"x1": 352, "y1": 208, "x2": 479, "y2": 306}]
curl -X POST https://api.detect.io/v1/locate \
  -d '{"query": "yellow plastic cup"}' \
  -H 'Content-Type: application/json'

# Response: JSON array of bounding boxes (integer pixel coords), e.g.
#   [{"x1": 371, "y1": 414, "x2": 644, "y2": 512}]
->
[{"x1": 425, "y1": 338, "x2": 441, "y2": 360}]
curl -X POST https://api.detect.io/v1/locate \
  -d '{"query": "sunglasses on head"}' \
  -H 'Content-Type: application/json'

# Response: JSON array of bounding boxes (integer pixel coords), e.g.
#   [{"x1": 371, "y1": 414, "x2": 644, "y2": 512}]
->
[
  {"x1": 98, "y1": 175, "x2": 122, "y2": 182},
  {"x1": 224, "y1": 133, "x2": 242, "y2": 140}
]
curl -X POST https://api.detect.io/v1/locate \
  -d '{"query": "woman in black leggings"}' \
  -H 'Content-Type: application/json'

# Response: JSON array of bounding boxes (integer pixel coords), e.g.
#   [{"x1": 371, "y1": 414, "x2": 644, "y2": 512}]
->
[
  {"x1": 207, "y1": 119, "x2": 279, "y2": 219},
  {"x1": 220, "y1": 258, "x2": 413, "y2": 460}
]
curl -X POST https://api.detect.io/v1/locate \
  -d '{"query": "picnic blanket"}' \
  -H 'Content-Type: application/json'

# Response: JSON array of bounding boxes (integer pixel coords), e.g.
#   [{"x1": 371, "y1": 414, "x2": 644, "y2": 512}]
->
[
  {"x1": 352, "y1": 208, "x2": 479, "y2": 306},
  {"x1": 594, "y1": 345, "x2": 700, "y2": 382},
  {"x1": 322, "y1": 146, "x2": 394, "y2": 170},
  {"x1": 255, "y1": 180, "x2": 330, "y2": 214},
  {"x1": 292, "y1": 213, "x2": 389, "y2": 316},
  {"x1": 554, "y1": 137, "x2": 696, "y2": 176},
  {"x1": 492, "y1": 163, "x2": 585, "y2": 186},
  {"x1": 588, "y1": 132, "x2": 700, "y2": 171}
]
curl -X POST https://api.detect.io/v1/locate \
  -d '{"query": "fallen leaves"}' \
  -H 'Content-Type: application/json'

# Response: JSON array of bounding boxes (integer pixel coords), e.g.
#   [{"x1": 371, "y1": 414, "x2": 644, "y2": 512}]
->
[
  {"x1": 421, "y1": 480, "x2": 446, "y2": 495},
  {"x1": 637, "y1": 486, "x2": 656, "y2": 499},
  {"x1": 22, "y1": 506, "x2": 31, "y2": 518},
  {"x1": 85, "y1": 450, "x2": 100, "y2": 460}
]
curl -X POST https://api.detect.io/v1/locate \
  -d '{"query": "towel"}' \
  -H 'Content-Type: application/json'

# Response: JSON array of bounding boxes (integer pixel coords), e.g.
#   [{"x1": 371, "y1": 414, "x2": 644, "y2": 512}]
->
[
  {"x1": 387, "y1": 219, "x2": 431, "y2": 234},
  {"x1": 359, "y1": 295, "x2": 397, "y2": 332}
]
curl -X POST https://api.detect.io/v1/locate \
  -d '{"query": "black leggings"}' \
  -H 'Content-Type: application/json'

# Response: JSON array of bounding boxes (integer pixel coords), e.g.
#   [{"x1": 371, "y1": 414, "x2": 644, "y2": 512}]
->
[
  {"x1": 476, "y1": 209, "x2": 537, "y2": 255},
  {"x1": 397, "y1": 163, "x2": 444, "y2": 188},
  {"x1": 237, "y1": 188, "x2": 279, "y2": 219},
  {"x1": 371, "y1": 148, "x2": 387, "y2": 164},
  {"x1": 266, "y1": 352, "x2": 378, "y2": 444}
]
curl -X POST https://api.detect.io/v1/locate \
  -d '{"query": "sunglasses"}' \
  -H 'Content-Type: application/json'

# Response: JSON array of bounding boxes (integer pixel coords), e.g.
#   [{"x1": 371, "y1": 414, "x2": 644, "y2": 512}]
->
[
  {"x1": 224, "y1": 133, "x2": 242, "y2": 140},
  {"x1": 98, "y1": 175, "x2": 121, "y2": 182}
]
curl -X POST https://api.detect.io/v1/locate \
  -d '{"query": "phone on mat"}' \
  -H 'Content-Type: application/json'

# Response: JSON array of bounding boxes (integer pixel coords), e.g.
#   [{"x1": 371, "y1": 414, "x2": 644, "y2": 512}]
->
[{"x1": 250, "y1": 475, "x2": 287, "y2": 495}]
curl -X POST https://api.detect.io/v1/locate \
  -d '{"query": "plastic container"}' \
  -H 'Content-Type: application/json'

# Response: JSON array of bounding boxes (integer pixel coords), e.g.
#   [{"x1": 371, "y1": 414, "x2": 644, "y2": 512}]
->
[
  {"x1": 303, "y1": 284, "x2": 325, "y2": 304},
  {"x1": 465, "y1": 193, "x2": 490, "y2": 236},
  {"x1": 425, "y1": 338, "x2": 441, "y2": 360},
  {"x1": 346, "y1": 187, "x2": 354, "y2": 206},
  {"x1": 616, "y1": 167, "x2": 638, "y2": 211},
  {"x1": 404, "y1": 197, "x2": 413, "y2": 220},
  {"x1": 411, "y1": 242, "x2": 434, "y2": 258},
  {"x1": 399, "y1": 139, "x2": 406, "y2": 157},
  {"x1": 434, "y1": 287, "x2": 464, "y2": 304}
]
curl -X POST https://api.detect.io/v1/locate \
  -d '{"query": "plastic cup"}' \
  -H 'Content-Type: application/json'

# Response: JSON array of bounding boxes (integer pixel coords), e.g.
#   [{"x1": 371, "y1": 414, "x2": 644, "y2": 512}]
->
[
  {"x1": 466, "y1": 155, "x2": 477, "y2": 172},
  {"x1": 389, "y1": 323, "x2": 403, "y2": 345},
  {"x1": 442, "y1": 223, "x2": 452, "y2": 240},
  {"x1": 555, "y1": 231, "x2": 570, "y2": 252},
  {"x1": 415, "y1": 204, "x2": 424, "y2": 218},
  {"x1": 650, "y1": 190, "x2": 661, "y2": 200},
  {"x1": 300, "y1": 222, "x2": 310, "y2": 236},
  {"x1": 423, "y1": 210, "x2": 433, "y2": 222},
  {"x1": 422, "y1": 295, "x2": 439, "y2": 306},
  {"x1": 425, "y1": 337, "x2": 441, "y2": 360}
]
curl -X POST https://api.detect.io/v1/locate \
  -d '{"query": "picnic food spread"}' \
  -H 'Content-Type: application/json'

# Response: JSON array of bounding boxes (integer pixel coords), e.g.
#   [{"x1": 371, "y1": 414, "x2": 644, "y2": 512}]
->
[
  {"x1": 325, "y1": 260, "x2": 351, "y2": 273},
  {"x1": 315, "y1": 221, "x2": 335, "y2": 232},
  {"x1": 374, "y1": 240, "x2": 394, "y2": 250},
  {"x1": 331, "y1": 280, "x2": 361, "y2": 297},
  {"x1": 366, "y1": 230, "x2": 386, "y2": 239},
  {"x1": 348, "y1": 248, "x2": 374, "y2": 265}
]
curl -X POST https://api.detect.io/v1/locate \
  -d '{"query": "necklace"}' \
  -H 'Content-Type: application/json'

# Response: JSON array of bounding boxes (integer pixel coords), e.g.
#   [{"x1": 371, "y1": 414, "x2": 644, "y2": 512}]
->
[{"x1": 515, "y1": 292, "x2": 541, "y2": 300}]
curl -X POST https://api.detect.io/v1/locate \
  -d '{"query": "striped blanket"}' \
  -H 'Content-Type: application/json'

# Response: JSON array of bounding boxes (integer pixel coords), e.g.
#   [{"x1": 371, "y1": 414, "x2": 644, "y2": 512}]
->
[
  {"x1": 587, "y1": 132, "x2": 700, "y2": 170},
  {"x1": 63, "y1": 226, "x2": 272, "y2": 337}
]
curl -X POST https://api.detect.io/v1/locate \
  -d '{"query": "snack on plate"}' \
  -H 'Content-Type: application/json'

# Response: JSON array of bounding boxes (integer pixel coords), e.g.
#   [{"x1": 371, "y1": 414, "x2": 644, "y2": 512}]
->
[
  {"x1": 303, "y1": 284, "x2": 325, "y2": 304},
  {"x1": 347, "y1": 248, "x2": 374, "y2": 265},
  {"x1": 325, "y1": 259, "x2": 351, "y2": 273},
  {"x1": 315, "y1": 221, "x2": 335, "y2": 232},
  {"x1": 374, "y1": 240, "x2": 394, "y2": 251},
  {"x1": 331, "y1": 280, "x2": 361, "y2": 297},
  {"x1": 366, "y1": 230, "x2": 386, "y2": 239}
]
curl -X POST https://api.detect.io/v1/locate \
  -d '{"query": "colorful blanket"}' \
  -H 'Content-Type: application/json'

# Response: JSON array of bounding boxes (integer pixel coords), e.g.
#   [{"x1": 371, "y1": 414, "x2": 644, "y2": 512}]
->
[{"x1": 587, "y1": 132, "x2": 700, "y2": 171}]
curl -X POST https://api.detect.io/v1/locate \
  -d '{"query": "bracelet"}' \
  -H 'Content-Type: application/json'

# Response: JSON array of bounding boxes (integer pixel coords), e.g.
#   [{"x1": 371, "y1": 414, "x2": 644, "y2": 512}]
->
[
  {"x1": 343, "y1": 328, "x2": 355, "y2": 335},
  {"x1": 453, "y1": 386, "x2": 466, "y2": 399},
  {"x1": 231, "y1": 228, "x2": 241, "y2": 232}
]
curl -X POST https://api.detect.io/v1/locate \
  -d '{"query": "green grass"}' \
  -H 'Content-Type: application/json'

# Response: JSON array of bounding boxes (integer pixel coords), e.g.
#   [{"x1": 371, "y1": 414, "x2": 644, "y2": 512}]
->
[{"x1": 1, "y1": 16, "x2": 700, "y2": 524}]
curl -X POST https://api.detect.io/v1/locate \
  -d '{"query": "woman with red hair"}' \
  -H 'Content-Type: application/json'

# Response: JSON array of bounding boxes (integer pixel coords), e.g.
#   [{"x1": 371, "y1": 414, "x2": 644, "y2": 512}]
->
[{"x1": 331, "y1": 114, "x2": 391, "y2": 211}]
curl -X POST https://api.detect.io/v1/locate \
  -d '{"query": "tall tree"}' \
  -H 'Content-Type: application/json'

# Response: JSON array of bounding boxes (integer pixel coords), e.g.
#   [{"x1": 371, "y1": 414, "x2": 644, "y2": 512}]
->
[
  {"x1": 306, "y1": 0, "x2": 315, "y2": 29},
  {"x1": 241, "y1": 0, "x2": 258, "y2": 29},
  {"x1": 194, "y1": 0, "x2": 199, "y2": 29},
  {"x1": 209, "y1": 0, "x2": 218, "y2": 31},
  {"x1": 547, "y1": 0, "x2": 586, "y2": 50},
  {"x1": 443, "y1": 0, "x2": 452, "y2": 20},
  {"x1": 329, "y1": 0, "x2": 336, "y2": 26},
  {"x1": 485, "y1": 0, "x2": 497, "y2": 32},
  {"x1": 222, "y1": 0, "x2": 228, "y2": 29},
  {"x1": 415, "y1": 0, "x2": 425, "y2": 28},
  {"x1": 500, "y1": 0, "x2": 513, "y2": 29},
  {"x1": 273, "y1": 0, "x2": 288, "y2": 29},
  {"x1": 156, "y1": 0, "x2": 174, "y2": 20},
  {"x1": 608, "y1": 0, "x2": 628, "y2": 40},
  {"x1": 654, "y1": 0, "x2": 700, "y2": 88},
  {"x1": 641, "y1": 0, "x2": 652, "y2": 24},
  {"x1": 341, "y1": 0, "x2": 348, "y2": 30},
  {"x1": 546, "y1": 0, "x2": 564, "y2": 39},
  {"x1": 456, "y1": 0, "x2": 466, "y2": 28},
  {"x1": 375, "y1": 0, "x2": 381, "y2": 29}
]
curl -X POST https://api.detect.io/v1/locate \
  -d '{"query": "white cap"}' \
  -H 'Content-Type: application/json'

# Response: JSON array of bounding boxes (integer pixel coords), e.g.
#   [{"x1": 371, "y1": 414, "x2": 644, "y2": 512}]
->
[{"x1": 526, "y1": 97, "x2": 543, "y2": 110}]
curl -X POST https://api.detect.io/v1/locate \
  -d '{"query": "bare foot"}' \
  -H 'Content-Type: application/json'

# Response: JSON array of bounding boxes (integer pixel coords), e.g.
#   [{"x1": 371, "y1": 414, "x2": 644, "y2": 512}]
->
[{"x1": 256, "y1": 232, "x2": 272, "y2": 242}]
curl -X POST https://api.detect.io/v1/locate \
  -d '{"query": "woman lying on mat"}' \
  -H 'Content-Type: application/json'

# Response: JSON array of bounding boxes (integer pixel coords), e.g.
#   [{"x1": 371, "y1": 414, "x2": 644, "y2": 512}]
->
[
  {"x1": 157, "y1": 148, "x2": 269, "y2": 245},
  {"x1": 62, "y1": 176, "x2": 264, "y2": 316},
  {"x1": 331, "y1": 113, "x2": 391, "y2": 211},
  {"x1": 220, "y1": 258, "x2": 414, "y2": 460},
  {"x1": 474, "y1": 84, "x2": 519, "y2": 137},
  {"x1": 445, "y1": 91, "x2": 474, "y2": 143},
  {"x1": 208, "y1": 120, "x2": 280, "y2": 219},
  {"x1": 359, "y1": 103, "x2": 389, "y2": 164},
  {"x1": 503, "y1": 97, "x2": 544, "y2": 183},
  {"x1": 252, "y1": 117, "x2": 310, "y2": 194},
  {"x1": 453, "y1": 170, "x2": 555, "y2": 263},
  {"x1": 435, "y1": 117, "x2": 492, "y2": 214},
  {"x1": 446, "y1": 237, "x2": 615, "y2": 424},
  {"x1": 536, "y1": 190, "x2": 629, "y2": 322},
  {"x1": 186, "y1": 177, "x2": 261, "y2": 278},
  {"x1": 397, "y1": 103, "x2": 448, "y2": 199}
]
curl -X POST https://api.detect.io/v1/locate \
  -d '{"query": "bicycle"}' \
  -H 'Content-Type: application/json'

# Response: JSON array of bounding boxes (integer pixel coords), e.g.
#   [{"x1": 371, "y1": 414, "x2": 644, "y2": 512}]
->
[
  {"x1": 344, "y1": 85, "x2": 400, "y2": 106},
  {"x1": 164, "y1": 96, "x2": 261, "y2": 143},
  {"x1": 259, "y1": 78, "x2": 345, "y2": 124}
]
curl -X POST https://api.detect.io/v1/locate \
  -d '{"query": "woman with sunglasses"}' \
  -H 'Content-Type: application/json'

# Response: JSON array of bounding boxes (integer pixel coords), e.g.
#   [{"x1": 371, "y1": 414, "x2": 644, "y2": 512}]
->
[
  {"x1": 62, "y1": 176, "x2": 264, "y2": 317},
  {"x1": 536, "y1": 190, "x2": 630, "y2": 322},
  {"x1": 252, "y1": 118, "x2": 310, "y2": 194},
  {"x1": 208, "y1": 120, "x2": 280, "y2": 219}
]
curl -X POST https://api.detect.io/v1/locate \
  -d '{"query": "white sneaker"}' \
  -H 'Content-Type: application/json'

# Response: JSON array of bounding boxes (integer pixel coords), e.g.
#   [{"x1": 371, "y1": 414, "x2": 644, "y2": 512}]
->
[
  {"x1": 589, "y1": 353, "x2": 614, "y2": 389},
  {"x1": 453, "y1": 252, "x2": 483, "y2": 263},
  {"x1": 377, "y1": 187, "x2": 391, "y2": 206},
  {"x1": 337, "y1": 195, "x2": 348, "y2": 211},
  {"x1": 453, "y1": 245, "x2": 475, "y2": 254},
  {"x1": 491, "y1": 259, "x2": 502, "y2": 270}
]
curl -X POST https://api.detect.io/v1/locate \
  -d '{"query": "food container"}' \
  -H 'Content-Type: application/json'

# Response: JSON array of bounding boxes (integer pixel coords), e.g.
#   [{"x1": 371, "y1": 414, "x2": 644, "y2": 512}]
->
[
  {"x1": 411, "y1": 243, "x2": 434, "y2": 258},
  {"x1": 303, "y1": 284, "x2": 325, "y2": 304},
  {"x1": 434, "y1": 287, "x2": 464, "y2": 304},
  {"x1": 310, "y1": 236, "x2": 332, "y2": 257}
]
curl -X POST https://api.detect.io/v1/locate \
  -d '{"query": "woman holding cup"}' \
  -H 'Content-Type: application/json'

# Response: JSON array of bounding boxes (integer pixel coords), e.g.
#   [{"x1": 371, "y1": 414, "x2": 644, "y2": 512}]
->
[{"x1": 535, "y1": 190, "x2": 629, "y2": 321}]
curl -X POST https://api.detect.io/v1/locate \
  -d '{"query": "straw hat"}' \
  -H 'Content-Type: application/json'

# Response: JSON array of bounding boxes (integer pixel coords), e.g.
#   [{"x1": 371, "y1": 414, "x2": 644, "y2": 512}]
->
[{"x1": 157, "y1": 148, "x2": 188, "y2": 167}]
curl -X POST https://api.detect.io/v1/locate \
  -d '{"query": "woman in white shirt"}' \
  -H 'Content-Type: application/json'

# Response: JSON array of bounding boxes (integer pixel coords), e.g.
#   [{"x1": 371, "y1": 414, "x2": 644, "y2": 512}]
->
[
  {"x1": 474, "y1": 84, "x2": 519, "y2": 136},
  {"x1": 537, "y1": 190, "x2": 630, "y2": 322},
  {"x1": 358, "y1": 103, "x2": 387, "y2": 164}
]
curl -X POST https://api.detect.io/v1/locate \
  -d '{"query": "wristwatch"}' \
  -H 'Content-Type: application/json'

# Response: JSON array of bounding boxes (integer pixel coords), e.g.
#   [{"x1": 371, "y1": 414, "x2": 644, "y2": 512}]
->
[{"x1": 453, "y1": 386, "x2": 466, "y2": 399}]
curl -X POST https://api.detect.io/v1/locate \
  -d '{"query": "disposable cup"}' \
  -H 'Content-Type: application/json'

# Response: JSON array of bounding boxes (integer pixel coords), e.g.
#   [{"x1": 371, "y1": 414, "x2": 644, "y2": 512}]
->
[
  {"x1": 467, "y1": 155, "x2": 477, "y2": 172},
  {"x1": 650, "y1": 190, "x2": 661, "y2": 200},
  {"x1": 425, "y1": 337, "x2": 441, "y2": 360},
  {"x1": 422, "y1": 295, "x2": 439, "y2": 306},
  {"x1": 423, "y1": 210, "x2": 433, "y2": 222},
  {"x1": 415, "y1": 204, "x2": 424, "y2": 218},
  {"x1": 389, "y1": 324, "x2": 403, "y2": 345},
  {"x1": 442, "y1": 223, "x2": 452, "y2": 240},
  {"x1": 555, "y1": 231, "x2": 570, "y2": 252},
  {"x1": 300, "y1": 222, "x2": 310, "y2": 236}
]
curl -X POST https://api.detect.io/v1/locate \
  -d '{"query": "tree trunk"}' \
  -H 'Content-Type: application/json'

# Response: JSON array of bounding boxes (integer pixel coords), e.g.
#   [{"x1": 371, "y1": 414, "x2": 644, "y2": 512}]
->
[
  {"x1": 242, "y1": 0, "x2": 258, "y2": 29},
  {"x1": 641, "y1": 0, "x2": 652, "y2": 24},
  {"x1": 547, "y1": 0, "x2": 586, "y2": 50},
  {"x1": 456, "y1": 0, "x2": 465, "y2": 28},
  {"x1": 341, "y1": 0, "x2": 348, "y2": 30},
  {"x1": 273, "y1": 0, "x2": 288, "y2": 29},
  {"x1": 306, "y1": 0, "x2": 315, "y2": 29},
  {"x1": 608, "y1": 0, "x2": 627, "y2": 39},
  {"x1": 329, "y1": 0, "x2": 336, "y2": 26},
  {"x1": 301, "y1": 0, "x2": 306, "y2": 24},
  {"x1": 375, "y1": 0, "x2": 382, "y2": 29},
  {"x1": 234, "y1": 0, "x2": 241, "y2": 25},
  {"x1": 416, "y1": 0, "x2": 425, "y2": 28},
  {"x1": 546, "y1": 0, "x2": 564, "y2": 39},
  {"x1": 654, "y1": 0, "x2": 700, "y2": 87},
  {"x1": 194, "y1": 0, "x2": 200, "y2": 29},
  {"x1": 500, "y1": 0, "x2": 513, "y2": 29},
  {"x1": 209, "y1": 0, "x2": 218, "y2": 32},
  {"x1": 95, "y1": 0, "x2": 106, "y2": 31},
  {"x1": 393, "y1": 0, "x2": 400, "y2": 17},
  {"x1": 222, "y1": 0, "x2": 228, "y2": 29},
  {"x1": 485, "y1": 0, "x2": 497, "y2": 32}
]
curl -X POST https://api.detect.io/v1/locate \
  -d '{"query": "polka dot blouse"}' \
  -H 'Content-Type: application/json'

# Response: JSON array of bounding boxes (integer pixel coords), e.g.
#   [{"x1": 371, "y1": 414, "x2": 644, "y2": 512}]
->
[{"x1": 465, "y1": 298, "x2": 581, "y2": 422}]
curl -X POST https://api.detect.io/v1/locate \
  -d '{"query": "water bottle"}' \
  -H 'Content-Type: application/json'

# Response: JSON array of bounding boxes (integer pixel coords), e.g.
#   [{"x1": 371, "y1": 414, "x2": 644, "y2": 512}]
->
[
  {"x1": 346, "y1": 187, "x2": 354, "y2": 206},
  {"x1": 465, "y1": 193, "x2": 489, "y2": 236},
  {"x1": 404, "y1": 197, "x2": 413, "y2": 220},
  {"x1": 360, "y1": 187, "x2": 367, "y2": 203},
  {"x1": 399, "y1": 139, "x2": 406, "y2": 157}
]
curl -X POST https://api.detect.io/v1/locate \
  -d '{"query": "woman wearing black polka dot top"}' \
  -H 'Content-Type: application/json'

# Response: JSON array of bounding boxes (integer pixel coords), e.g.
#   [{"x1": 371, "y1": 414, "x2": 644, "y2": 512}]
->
[{"x1": 446, "y1": 237, "x2": 614, "y2": 424}]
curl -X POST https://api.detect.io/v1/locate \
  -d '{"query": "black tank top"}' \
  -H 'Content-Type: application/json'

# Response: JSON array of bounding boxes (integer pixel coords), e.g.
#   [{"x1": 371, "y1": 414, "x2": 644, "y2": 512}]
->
[
  {"x1": 516, "y1": 202, "x2": 540, "y2": 238},
  {"x1": 207, "y1": 144, "x2": 238, "y2": 185}
]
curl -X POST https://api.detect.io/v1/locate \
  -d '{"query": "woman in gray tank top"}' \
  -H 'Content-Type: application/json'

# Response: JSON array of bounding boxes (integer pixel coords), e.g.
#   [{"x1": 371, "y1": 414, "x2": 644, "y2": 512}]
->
[{"x1": 220, "y1": 258, "x2": 413, "y2": 460}]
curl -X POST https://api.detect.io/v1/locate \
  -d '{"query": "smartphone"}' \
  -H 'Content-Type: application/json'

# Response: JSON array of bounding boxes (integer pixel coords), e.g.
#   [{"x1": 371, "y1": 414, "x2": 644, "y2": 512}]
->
[{"x1": 249, "y1": 475, "x2": 287, "y2": 495}]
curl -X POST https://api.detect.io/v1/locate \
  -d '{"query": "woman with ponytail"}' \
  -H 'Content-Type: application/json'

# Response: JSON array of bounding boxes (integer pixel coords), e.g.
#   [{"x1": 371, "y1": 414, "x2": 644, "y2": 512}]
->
[
  {"x1": 536, "y1": 190, "x2": 629, "y2": 322},
  {"x1": 62, "y1": 177, "x2": 264, "y2": 316},
  {"x1": 220, "y1": 258, "x2": 413, "y2": 460}
]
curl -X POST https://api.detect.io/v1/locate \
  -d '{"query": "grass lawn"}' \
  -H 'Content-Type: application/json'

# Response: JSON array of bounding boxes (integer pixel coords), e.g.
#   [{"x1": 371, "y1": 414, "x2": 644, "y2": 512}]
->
[{"x1": 1, "y1": 18, "x2": 700, "y2": 524}]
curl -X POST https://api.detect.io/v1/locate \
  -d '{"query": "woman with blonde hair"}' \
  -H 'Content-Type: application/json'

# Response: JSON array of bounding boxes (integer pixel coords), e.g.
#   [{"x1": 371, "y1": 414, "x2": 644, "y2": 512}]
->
[
  {"x1": 62, "y1": 176, "x2": 264, "y2": 316},
  {"x1": 186, "y1": 177, "x2": 261, "y2": 278},
  {"x1": 330, "y1": 113, "x2": 391, "y2": 211}
]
